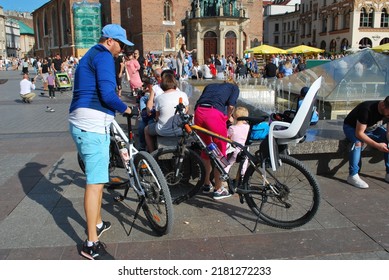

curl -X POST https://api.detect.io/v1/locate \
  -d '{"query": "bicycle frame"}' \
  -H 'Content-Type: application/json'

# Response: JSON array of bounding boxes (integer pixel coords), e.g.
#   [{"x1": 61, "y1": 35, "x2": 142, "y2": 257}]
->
[
  {"x1": 182, "y1": 121, "x2": 267, "y2": 195},
  {"x1": 110, "y1": 118, "x2": 163, "y2": 199}
]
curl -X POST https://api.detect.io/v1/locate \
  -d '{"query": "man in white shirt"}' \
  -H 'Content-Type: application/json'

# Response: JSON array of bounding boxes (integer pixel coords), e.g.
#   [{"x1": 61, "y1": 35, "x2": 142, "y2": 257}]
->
[
  {"x1": 202, "y1": 61, "x2": 213, "y2": 79},
  {"x1": 20, "y1": 73, "x2": 36, "y2": 103}
]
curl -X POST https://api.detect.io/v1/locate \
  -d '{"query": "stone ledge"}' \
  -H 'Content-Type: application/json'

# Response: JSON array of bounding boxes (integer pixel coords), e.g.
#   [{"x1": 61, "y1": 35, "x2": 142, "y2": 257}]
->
[
  {"x1": 154, "y1": 125, "x2": 383, "y2": 176},
  {"x1": 288, "y1": 139, "x2": 382, "y2": 175}
]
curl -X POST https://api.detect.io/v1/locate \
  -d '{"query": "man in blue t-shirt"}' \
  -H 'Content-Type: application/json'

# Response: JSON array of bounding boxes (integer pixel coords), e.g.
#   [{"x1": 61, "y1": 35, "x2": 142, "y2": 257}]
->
[{"x1": 69, "y1": 24, "x2": 133, "y2": 260}]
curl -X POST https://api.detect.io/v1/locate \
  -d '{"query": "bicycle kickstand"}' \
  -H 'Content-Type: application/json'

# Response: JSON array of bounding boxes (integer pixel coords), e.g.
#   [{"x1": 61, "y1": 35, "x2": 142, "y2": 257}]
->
[
  {"x1": 127, "y1": 196, "x2": 145, "y2": 237},
  {"x1": 252, "y1": 215, "x2": 261, "y2": 233},
  {"x1": 251, "y1": 197, "x2": 266, "y2": 233}
]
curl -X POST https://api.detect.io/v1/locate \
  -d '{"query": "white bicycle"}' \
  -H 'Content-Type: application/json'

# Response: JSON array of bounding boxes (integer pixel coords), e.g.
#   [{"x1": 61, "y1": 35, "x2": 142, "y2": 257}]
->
[{"x1": 78, "y1": 108, "x2": 174, "y2": 235}]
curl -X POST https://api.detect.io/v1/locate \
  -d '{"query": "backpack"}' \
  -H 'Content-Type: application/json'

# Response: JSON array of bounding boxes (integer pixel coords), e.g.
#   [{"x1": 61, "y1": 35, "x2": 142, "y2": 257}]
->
[{"x1": 249, "y1": 122, "x2": 270, "y2": 141}]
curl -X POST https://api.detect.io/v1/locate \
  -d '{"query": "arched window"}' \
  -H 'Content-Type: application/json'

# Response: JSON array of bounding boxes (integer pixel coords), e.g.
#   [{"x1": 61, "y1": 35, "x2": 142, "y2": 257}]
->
[
  {"x1": 164, "y1": 1, "x2": 172, "y2": 21},
  {"x1": 329, "y1": 39, "x2": 336, "y2": 52},
  {"x1": 225, "y1": 31, "x2": 236, "y2": 38},
  {"x1": 340, "y1": 38, "x2": 348, "y2": 52},
  {"x1": 332, "y1": 14, "x2": 338, "y2": 31},
  {"x1": 320, "y1": 40, "x2": 326, "y2": 51},
  {"x1": 52, "y1": 8, "x2": 58, "y2": 46},
  {"x1": 343, "y1": 10, "x2": 350, "y2": 29},
  {"x1": 44, "y1": 12, "x2": 49, "y2": 36},
  {"x1": 205, "y1": 31, "x2": 218, "y2": 38},
  {"x1": 36, "y1": 18, "x2": 41, "y2": 49},
  {"x1": 359, "y1": 37, "x2": 372, "y2": 48},
  {"x1": 360, "y1": 7, "x2": 374, "y2": 27},
  {"x1": 381, "y1": 8, "x2": 389, "y2": 27},
  {"x1": 252, "y1": 38, "x2": 260, "y2": 48},
  {"x1": 380, "y1": 38, "x2": 389, "y2": 44},
  {"x1": 322, "y1": 18, "x2": 327, "y2": 32},
  {"x1": 165, "y1": 32, "x2": 172, "y2": 49},
  {"x1": 61, "y1": 2, "x2": 69, "y2": 45}
]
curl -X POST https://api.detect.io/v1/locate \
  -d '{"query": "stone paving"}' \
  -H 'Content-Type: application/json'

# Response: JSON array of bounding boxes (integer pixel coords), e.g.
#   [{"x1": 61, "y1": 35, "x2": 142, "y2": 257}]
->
[{"x1": 0, "y1": 69, "x2": 388, "y2": 260}]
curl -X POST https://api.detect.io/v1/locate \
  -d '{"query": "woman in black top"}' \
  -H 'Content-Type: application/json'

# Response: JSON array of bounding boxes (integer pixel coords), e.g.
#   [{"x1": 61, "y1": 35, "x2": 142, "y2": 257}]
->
[{"x1": 41, "y1": 58, "x2": 49, "y2": 91}]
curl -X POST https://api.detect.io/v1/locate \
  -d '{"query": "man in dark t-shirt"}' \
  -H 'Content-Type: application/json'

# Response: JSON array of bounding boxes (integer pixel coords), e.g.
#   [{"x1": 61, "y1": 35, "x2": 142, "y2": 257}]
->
[
  {"x1": 343, "y1": 97, "x2": 389, "y2": 189},
  {"x1": 51, "y1": 53, "x2": 62, "y2": 73},
  {"x1": 264, "y1": 60, "x2": 277, "y2": 78}
]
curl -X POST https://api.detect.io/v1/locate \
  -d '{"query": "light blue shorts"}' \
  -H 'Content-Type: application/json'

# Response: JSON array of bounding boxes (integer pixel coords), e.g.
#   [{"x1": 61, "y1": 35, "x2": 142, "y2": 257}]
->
[{"x1": 69, "y1": 123, "x2": 110, "y2": 184}]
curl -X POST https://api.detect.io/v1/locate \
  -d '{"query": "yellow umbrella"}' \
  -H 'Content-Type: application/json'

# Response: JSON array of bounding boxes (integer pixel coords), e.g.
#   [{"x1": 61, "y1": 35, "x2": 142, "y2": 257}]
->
[
  {"x1": 286, "y1": 45, "x2": 325, "y2": 54},
  {"x1": 372, "y1": 43, "x2": 389, "y2": 53},
  {"x1": 244, "y1": 44, "x2": 286, "y2": 54}
]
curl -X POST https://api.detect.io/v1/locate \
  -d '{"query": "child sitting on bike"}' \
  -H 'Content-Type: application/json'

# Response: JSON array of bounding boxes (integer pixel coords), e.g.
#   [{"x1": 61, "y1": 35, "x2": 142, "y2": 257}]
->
[{"x1": 225, "y1": 107, "x2": 250, "y2": 176}]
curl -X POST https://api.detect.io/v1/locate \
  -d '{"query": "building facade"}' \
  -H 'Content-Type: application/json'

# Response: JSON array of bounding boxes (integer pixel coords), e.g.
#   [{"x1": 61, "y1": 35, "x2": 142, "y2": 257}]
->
[
  {"x1": 264, "y1": 1, "x2": 301, "y2": 48},
  {"x1": 265, "y1": 0, "x2": 389, "y2": 53},
  {"x1": 0, "y1": 10, "x2": 35, "y2": 58},
  {"x1": 18, "y1": 21, "x2": 35, "y2": 58},
  {"x1": 31, "y1": 0, "x2": 263, "y2": 61},
  {"x1": 0, "y1": 6, "x2": 6, "y2": 59},
  {"x1": 307, "y1": 0, "x2": 389, "y2": 52},
  {"x1": 121, "y1": 0, "x2": 262, "y2": 62}
]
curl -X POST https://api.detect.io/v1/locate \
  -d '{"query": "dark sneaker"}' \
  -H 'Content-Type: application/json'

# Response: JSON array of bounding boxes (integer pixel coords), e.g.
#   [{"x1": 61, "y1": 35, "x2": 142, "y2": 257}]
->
[
  {"x1": 97, "y1": 221, "x2": 111, "y2": 238},
  {"x1": 202, "y1": 184, "x2": 214, "y2": 193},
  {"x1": 213, "y1": 187, "x2": 232, "y2": 200},
  {"x1": 80, "y1": 240, "x2": 115, "y2": 260}
]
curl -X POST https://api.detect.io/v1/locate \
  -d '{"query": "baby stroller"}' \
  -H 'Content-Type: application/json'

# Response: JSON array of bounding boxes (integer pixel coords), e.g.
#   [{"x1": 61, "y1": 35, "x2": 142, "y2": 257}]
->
[{"x1": 55, "y1": 72, "x2": 72, "y2": 92}]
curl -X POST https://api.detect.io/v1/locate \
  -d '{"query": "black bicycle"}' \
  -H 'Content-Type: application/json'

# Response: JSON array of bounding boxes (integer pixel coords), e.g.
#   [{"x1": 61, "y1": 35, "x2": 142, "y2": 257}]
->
[
  {"x1": 152, "y1": 101, "x2": 320, "y2": 229},
  {"x1": 78, "y1": 109, "x2": 173, "y2": 236}
]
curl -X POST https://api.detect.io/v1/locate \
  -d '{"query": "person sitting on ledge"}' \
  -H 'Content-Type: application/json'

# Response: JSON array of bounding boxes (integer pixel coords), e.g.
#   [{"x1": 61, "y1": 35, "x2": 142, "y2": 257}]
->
[{"x1": 343, "y1": 96, "x2": 389, "y2": 189}]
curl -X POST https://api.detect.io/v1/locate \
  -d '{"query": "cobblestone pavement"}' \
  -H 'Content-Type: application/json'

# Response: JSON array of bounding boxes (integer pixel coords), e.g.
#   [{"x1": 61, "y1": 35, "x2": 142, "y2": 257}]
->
[{"x1": 0, "y1": 70, "x2": 388, "y2": 260}]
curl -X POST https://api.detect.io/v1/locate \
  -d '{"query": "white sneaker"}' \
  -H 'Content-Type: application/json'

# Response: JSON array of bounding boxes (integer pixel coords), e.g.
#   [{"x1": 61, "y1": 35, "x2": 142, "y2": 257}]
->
[
  {"x1": 347, "y1": 174, "x2": 369, "y2": 189},
  {"x1": 385, "y1": 174, "x2": 389, "y2": 183}
]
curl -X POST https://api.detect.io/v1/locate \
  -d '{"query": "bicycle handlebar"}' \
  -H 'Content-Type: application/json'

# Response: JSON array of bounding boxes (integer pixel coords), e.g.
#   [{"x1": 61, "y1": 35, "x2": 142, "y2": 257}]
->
[
  {"x1": 237, "y1": 115, "x2": 268, "y2": 125},
  {"x1": 175, "y1": 101, "x2": 193, "y2": 126},
  {"x1": 123, "y1": 106, "x2": 139, "y2": 119}
]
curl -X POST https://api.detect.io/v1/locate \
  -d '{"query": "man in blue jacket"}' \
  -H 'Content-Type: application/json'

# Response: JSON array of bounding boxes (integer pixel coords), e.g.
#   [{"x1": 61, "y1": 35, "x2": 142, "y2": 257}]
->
[{"x1": 69, "y1": 24, "x2": 133, "y2": 260}]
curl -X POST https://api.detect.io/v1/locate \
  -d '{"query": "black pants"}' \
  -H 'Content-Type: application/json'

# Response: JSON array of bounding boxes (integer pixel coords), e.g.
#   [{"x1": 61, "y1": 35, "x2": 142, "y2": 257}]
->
[{"x1": 48, "y1": 85, "x2": 55, "y2": 97}]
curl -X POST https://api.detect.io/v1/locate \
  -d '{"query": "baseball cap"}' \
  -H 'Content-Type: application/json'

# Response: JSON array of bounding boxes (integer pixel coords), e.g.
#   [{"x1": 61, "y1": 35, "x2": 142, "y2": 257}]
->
[{"x1": 101, "y1": 24, "x2": 134, "y2": 46}]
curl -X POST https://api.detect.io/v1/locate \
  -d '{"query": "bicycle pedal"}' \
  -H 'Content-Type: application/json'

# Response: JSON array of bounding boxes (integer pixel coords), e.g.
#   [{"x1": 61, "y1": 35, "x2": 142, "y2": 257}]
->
[{"x1": 113, "y1": 195, "x2": 124, "y2": 202}]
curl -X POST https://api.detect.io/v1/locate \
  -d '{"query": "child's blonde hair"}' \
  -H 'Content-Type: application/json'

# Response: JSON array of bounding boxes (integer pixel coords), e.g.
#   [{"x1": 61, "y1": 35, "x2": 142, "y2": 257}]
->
[{"x1": 233, "y1": 106, "x2": 249, "y2": 119}]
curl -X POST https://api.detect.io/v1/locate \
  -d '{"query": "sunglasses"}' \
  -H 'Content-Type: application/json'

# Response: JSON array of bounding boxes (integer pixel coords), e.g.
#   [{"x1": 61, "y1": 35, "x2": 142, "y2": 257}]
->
[{"x1": 113, "y1": 39, "x2": 125, "y2": 49}]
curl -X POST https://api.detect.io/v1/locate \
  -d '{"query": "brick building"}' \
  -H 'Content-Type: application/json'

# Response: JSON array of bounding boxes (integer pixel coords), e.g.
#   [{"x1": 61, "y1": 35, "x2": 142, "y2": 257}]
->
[
  {"x1": 32, "y1": 0, "x2": 263, "y2": 61},
  {"x1": 121, "y1": 0, "x2": 263, "y2": 63},
  {"x1": 32, "y1": 0, "x2": 120, "y2": 58}
]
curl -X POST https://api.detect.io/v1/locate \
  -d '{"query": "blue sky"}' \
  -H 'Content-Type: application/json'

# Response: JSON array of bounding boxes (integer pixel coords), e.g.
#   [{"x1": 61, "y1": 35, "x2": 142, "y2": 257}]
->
[{"x1": 0, "y1": 0, "x2": 50, "y2": 12}]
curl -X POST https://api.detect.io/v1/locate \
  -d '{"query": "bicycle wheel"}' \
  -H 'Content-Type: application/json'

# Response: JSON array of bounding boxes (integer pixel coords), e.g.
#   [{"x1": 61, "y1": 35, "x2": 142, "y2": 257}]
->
[
  {"x1": 244, "y1": 154, "x2": 320, "y2": 229},
  {"x1": 134, "y1": 151, "x2": 174, "y2": 235},
  {"x1": 152, "y1": 147, "x2": 205, "y2": 204}
]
